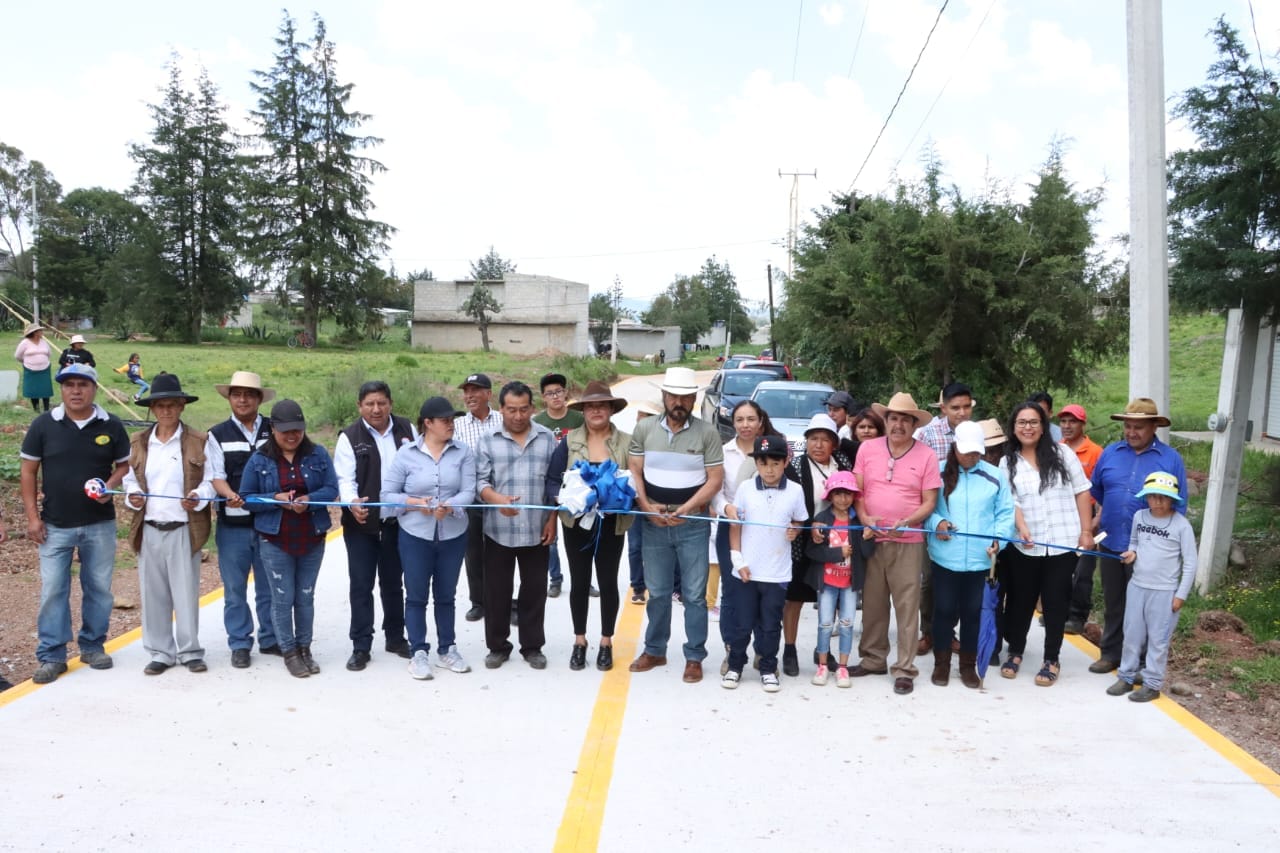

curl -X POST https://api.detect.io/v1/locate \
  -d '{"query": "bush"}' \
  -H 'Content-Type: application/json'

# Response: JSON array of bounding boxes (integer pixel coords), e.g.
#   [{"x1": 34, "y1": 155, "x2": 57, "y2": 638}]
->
[
  {"x1": 201, "y1": 326, "x2": 230, "y2": 343},
  {"x1": 394, "y1": 354, "x2": 418, "y2": 368},
  {"x1": 549, "y1": 355, "x2": 617, "y2": 392}
]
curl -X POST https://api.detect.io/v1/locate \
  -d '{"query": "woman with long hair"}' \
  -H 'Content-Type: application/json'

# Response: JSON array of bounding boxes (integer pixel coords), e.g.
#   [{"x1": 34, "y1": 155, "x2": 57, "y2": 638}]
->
[
  {"x1": 382, "y1": 396, "x2": 477, "y2": 679},
  {"x1": 240, "y1": 399, "x2": 339, "y2": 679},
  {"x1": 998, "y1": 402, "x2": 1093, "y2": 686}
]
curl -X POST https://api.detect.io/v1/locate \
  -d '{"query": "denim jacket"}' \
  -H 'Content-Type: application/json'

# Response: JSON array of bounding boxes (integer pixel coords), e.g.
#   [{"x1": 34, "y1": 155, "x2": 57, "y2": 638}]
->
[{"x1": 239, "y1": 445, "x2": 339, "y2": 537}]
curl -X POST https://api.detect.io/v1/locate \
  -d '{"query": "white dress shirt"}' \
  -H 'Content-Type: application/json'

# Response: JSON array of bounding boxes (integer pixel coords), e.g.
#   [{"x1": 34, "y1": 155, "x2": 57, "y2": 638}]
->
[{"x1": 123, "y1": 425, "x2": 214, "y2": 522}]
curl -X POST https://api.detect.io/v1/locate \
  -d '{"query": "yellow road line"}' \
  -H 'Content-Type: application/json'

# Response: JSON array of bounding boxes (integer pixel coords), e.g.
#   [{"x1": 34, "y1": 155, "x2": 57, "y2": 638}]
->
[
  {"x1": 554, "y1": 596, "x2": 645, "y2": 852},
  {"x1": 1065, "y1": 633, "x2": 1280, "y2": 798}
]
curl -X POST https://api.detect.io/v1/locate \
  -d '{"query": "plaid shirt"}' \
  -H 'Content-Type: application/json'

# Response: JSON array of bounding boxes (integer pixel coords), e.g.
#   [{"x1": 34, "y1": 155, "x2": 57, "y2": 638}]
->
[
  {"x1": 453, "y1": 408, "x2": 504, "y2": 451},
  {"x1": 915, "y1": 416, "x2": 956, "y2": 463},
  {"x1": 476, "y1": 421, "x2": 556, "y2": 548},
  {"x1": 266, "y1": 457, "x2": 324, "y2": 556},
  {"x1": 1000, "y1": 444, "x2": 1090, "y2": 557}
]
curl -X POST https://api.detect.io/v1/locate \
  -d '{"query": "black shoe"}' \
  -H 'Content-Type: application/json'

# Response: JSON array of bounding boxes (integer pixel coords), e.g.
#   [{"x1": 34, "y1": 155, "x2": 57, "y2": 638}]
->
[
  {"x1": 484, "y1": 647, "x2": 512, "y2": 669},
  {"x1": 465, "y1": 605, "x2": 484, "y2": 622},
  {"x1": 346, "y1": 650, "x2": 371, "y2": 671},
  {"x1": 185, "y1": 659, "x2": 208, "y2": 673},
  {"x1": 547, "y1": 580, "x2": 562, "y2": 598},
  {"x1": 589, "y1": 585, "x2": 600, "y2": 598},
  {"x1": 0, "y1": 677, "x2": 12, "y2": 692},
  {"x1": 259, "y1": 644, "x2": 283, "y2": 657},
  {"x1": 570, "y1": 643, "x2": 588, "y2": 671},
  {"x1": 782, "y1": 645, "x2": 799, "y2": 677},
  {"x1": 597, "y1": 646, "x2": 613, "y2": 671},
  {"x1": 524, "y1": 651, "x2": 548, "y2": 670},
  {"x1": 144, "y1": 661, "x2": 171, "y2": 676},
  {"x1": 812, "y1": 649, "x2": 836, "y2": 668},
  {"x1": 231, "y1": 649, "x2": 251, "y2": 669},
  {"x1": 385, "y1": 639, "x2": 412, "y2": 659}
]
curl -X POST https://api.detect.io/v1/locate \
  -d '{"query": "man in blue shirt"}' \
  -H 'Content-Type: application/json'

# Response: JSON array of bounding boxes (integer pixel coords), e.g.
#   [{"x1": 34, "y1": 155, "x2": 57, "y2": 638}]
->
[{"x1": 1088, "y1": 398, "x2": 1187, "y2": 673}]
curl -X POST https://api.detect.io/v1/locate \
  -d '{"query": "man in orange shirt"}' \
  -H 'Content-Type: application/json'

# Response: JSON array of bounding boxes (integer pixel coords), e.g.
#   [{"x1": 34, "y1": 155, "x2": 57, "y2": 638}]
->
[{"x1": 1059, "y1": 404, "x2": 1102, "y2": 634}]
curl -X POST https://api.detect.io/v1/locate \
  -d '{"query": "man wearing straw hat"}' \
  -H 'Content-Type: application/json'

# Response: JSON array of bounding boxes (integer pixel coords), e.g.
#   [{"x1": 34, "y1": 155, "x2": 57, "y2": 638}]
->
[
  {"x1": 850, "y1": 392, "x2": 941, "y2": 695},
  {"x1": 20, "y1": 363, "x2": 131, "y2": 684},
  {"x1": 207, "y1": 370, "x2": 279, "y2": 667},
  {"x1": 627, "y1": 366, "x2": 724, "y2": 684},
  {"x1": 1087, "y1": 398, "x2": 1187, "y2": 675}
]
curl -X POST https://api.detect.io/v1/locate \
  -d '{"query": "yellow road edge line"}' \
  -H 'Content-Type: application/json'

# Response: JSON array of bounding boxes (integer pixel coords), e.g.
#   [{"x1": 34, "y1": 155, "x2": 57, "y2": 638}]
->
[
  {"x1": 553, "y1": 596, "x2": 645, "y2": 852},
  {"x1": 0, "y1": 526, "x2": 345, "y2": 709},
  {"x1": 1065, "y1": 633, "x2": 1280, "y2": 798}
]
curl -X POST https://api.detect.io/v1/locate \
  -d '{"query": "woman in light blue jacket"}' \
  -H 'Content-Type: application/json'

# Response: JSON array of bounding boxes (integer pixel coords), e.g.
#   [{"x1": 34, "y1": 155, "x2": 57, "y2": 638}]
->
[{"x1": 926, "y1": 421, "x2": 1014, "y2": 689}]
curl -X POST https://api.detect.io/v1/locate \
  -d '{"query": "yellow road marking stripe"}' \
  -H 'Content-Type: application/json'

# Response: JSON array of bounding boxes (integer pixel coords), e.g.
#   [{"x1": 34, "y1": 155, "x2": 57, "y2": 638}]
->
[
  {"x1": 554, "y1": 596, "x2": 645, "y2": 852},
  {"x1": 1065, "y1": 633, "x2": 1280, "y2": 798}
]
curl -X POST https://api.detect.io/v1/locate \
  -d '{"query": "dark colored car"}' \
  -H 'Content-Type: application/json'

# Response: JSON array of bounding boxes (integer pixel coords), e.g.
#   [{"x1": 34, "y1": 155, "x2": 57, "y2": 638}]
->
[
  {"x1": 718, "y1": 354, "x2": 761, "y2": 370},
  {"x1": 738, "y1": 359, "x2": 793, "y2": 381},
  {"x1": 700, "y1": 368, "x2": 775, "y2": 440}
]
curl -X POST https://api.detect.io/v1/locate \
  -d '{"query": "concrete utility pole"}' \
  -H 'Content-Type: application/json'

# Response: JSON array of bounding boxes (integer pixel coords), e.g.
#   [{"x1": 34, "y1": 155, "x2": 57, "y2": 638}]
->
[
  {"x1": 1126, "y1": 0, "x2": 1169, "y2": 438},
  {"x1": 779, "y1": 169, "x2": 816, "y2": 281},
  {"x1": 766, "y1": 263, "x2": 777, "y2": 359},
  {"x1": 1197, "y1": 308, "x2": 1260, "y2": 593},
  {"x1": 29, "y1": 183, "x2": 40, "y2": 323}
]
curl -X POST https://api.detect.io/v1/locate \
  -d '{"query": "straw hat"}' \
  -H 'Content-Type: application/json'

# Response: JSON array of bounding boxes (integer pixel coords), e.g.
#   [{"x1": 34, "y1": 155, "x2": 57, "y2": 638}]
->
[
  {"x1": 635, "y1": 399, "x2": 663, "y2": 417},
  {"x1": 871, "y1": 392, "x2": 932, "y2": 428},
  {"x1": 22, "y1": 322, "x2": 42, "y2": 337},
  {"x1": 1110, "y1": 397, "x2": 1170, "y2": 428},
  {"x1": 569, "y1": 380, "x2": 627, "y2": 414},
  {"x1": 977, "y1": 418, "x2": 1006, "y2": 448},
  {"x1": 215, "y1": 370, "x2": 277, "y2": 403}
]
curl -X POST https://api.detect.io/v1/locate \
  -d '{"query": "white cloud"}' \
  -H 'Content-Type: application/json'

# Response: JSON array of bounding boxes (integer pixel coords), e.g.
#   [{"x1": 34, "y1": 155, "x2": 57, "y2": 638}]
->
[{"x1": 819, "y1": 3, "x2": 846, "y2": 28}]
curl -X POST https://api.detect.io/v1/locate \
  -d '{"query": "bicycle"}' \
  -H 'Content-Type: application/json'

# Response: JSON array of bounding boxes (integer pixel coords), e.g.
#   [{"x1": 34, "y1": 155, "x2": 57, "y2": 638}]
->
[{"x1": 287, "y1": 330, "x2": 315, "y2": 349}]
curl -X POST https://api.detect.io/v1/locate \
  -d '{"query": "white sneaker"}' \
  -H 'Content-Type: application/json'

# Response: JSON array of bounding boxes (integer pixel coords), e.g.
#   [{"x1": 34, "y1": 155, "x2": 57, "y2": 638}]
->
[
  {"x1": 408, "y1": 650, "x2": 433, "y2": 680},
  {"x1": 437, "y1": 645, "x2": 471, "y2": 673},
  {"x1": 811, "y1": 664, "x2": 829, "y2": 686},
  {"x1": 762, "y1": 672, "x2": 781, "y2": 693},
  {"x1": 836, "y1": 666, "x2": 852, "y2": 688},
  {"x1": 721, "y1": 670, "x2": 741, "y2": 689},
  {"x1": 709, "y1": 606, "x2": 720, "y2": 622}
]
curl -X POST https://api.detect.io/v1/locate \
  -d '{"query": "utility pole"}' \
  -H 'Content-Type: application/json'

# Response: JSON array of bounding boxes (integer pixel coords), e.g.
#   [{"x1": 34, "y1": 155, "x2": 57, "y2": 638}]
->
[
  {"x1": 29, "y1": 182, "x2": 40, "y2": 323},
  {"x1": 778, "y1": 169, "x2": 816, "y2": 280},
  {"x1": 766, "y1": 263, "x2": 777, "y2": 359}
]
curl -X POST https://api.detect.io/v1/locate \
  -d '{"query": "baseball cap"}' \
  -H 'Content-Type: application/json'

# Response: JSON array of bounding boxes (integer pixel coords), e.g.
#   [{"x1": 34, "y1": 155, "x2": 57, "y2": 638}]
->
[
  {"x1": 953, "y1": 421, "x2": 986, "y2": 455},
  {"x1": 749, "y1": 434, "x2": 789, "y2": 459},
  {"x1": 55, "y1": 363, "x2": 98, "y2": 384},
  {"x1": 458, "y1": 373, "x2": 492, "y2": 390},
  {"x1": 1056, "y1": 404, "x2": 1087, "y2": 423},
  {"x1": 270, "y1": 399, "x2": 307, "y2": 432}
]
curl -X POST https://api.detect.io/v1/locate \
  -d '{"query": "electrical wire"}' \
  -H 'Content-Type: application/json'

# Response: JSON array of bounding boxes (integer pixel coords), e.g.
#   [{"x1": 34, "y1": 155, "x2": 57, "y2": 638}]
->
[
  {"x1": 846, "y1": 2, "x2": 869, "y2": 78},
  {"x1": 792, "y1": 0, "x2": 805, "y2": 81},
  {"x1": 1249, "y1": 0, "x2": 1268, "y2": 76},
  {"x1": 847, "y1": 0, "x2": 951, "y2": 192}
]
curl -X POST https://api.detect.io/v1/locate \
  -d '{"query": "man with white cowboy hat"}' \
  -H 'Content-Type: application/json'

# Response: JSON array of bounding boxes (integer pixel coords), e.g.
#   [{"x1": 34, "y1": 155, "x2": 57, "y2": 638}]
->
[
  {"x1": 850, "y1": 391, "x2": 942, "y2": 695},
  {"x1": 1087, "y1": 397, "x2": 1187, "y2": 675},
  {"x1": 206, "y1": 370, "x2": 279, "y2": 667},
  {"x1": 627, "y1": 366, "x2": 724, "y2": 683}
]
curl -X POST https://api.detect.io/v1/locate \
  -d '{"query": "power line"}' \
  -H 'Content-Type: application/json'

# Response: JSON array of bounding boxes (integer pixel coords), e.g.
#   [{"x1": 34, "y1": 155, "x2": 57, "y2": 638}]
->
[
  {"x1": 845, "y1": 2, "x2": 869, "y2": 78},
  {"x1": 789, "y1": 1, "x2": 804, "y2": 82},
  {"x1": 891, "y1": 0, "x2": 996, "y2": 174},
  {"x1": 1249, "y1": 0, "x2": 1269, "y2": 76},
  {"x1": 847, "y1": 0, "x2": 951, "y2": 192}
]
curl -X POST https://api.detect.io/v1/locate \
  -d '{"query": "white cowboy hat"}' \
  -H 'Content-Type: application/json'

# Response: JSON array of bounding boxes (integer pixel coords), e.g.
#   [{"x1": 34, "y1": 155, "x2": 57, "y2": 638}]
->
[
  {"x1": 652, "y1": 366, "x2": 705, "y2": 395},
  {"x1": 215, "y1": 370, "x2": 277, "y2": 403}
]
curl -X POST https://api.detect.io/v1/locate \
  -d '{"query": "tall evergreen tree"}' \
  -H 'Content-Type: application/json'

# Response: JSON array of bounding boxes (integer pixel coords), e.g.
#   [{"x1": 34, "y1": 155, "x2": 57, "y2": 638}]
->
[{"x1": 247, "y1": 11, "x2": 393, "y2": 340}]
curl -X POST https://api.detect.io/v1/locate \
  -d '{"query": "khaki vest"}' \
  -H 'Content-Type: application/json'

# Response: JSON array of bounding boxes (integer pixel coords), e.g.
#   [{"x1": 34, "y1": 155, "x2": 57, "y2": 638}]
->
[{"x1": 127, "y1": 423, "x2": 213, "y2": 554}]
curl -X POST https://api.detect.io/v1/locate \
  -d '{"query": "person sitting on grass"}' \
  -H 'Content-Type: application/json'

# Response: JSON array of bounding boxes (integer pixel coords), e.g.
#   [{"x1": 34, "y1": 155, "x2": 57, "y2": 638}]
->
[
  {"x1": 114, "y1": 353, "x2": 149, "y2": 402},
  {"x1": 1105, "y1": 471, "x2": 1197, "y2": 703}
]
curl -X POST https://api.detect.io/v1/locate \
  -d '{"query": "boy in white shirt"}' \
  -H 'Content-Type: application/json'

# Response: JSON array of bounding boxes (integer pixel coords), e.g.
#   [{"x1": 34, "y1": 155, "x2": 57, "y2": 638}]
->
[{"x1": 724, "y1": 435, "x2": 808, "y2": 692}]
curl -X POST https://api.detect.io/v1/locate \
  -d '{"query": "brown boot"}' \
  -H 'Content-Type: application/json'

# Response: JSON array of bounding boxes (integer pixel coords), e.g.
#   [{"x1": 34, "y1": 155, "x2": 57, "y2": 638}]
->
[
  {"x1": 298, "y1": 645, "x2": 320, "y2": 675},
  {"x1": 283, "y1": 649, "x2": 310, "y2": 678},
  {"x1": 958, "y1": 652, "x2": 980, "y2": 689},
  {"x1": 930, "y1": 648, "x2": 952, "y2": 686}
]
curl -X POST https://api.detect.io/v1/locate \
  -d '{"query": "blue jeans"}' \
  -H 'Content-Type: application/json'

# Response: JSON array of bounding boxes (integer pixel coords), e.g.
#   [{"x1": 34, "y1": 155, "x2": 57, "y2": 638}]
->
[
  {"x1": 399, "y1": 530, "x2": 467, "y2": 655},
  {"x1": 641, "y1": 517, "x2": 710, "y2": 661},
  {"x1": 628, "y1": 524, "x2": 645, "y2": 592},
  {"x1": 727, "y1": 580, "x2": 786, "y2": 674},
  {"x1": 817, "y1": 583, "x2": 856, "y2": 658},
  {"x1": 548, "y1": 531, "x2": 563, "y2": 583},
  {"x1": 215, "y1": 524, "x2": 276, "y2": 651},
  {"x1": 37, "y1": 520, "x2": 117, "y2": 663},
  {"x1": 259, "y1": 539, "x2": 325, "y2": 653},
  {"x1": 130, "y1": 376, "x2": 150, "y2": 396}
]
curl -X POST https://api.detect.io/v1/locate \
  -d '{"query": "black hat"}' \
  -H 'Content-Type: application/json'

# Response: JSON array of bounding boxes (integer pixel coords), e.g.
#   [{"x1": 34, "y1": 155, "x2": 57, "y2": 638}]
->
[
  {"x1": 419, "y1": 396, "x2": 464, "y2": 421},
  {"x1": 270, "y1": 399, "x2": 306, "y2": 432},
  {"x1": 458, "y1": 373, "x2": 492, "y2": 390},
  {"x1": 539, "y1": 372, "x2": 568, "y2": 391},
  {"x1": 136, "y1": 372, "x2": 199, "y2": 406},
  {"x1": 825, "y1": 390, "x2": 856, "y2": 412},
  {"x1": 749, "y1": 434, "x2": 789, "y2": 460}
]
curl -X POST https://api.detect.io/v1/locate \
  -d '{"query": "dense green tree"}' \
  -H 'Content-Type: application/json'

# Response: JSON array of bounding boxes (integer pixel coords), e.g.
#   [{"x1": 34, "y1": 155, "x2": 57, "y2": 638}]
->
[
  {"x1": 698, "y1": 256, "x2": 755, "y2": 344},
  {"x1": 131, "y1": 60, "x2": 248, "y2": 341},
  {"x1": 0, "y1": 143, "x2": 62, "y2": 317},
  {"x1": 461, "y1": 282, "x2": 502, "y2": 352},
  {"x1": 589, "y1": 292, "x2": 617, "y2": 349},
  {"x1": 247, "y1": 11, "x2": 393, "y2": 340},
  {"x1": 776, "y1": 151, "x2": 1122, "y2": 412},
  {"x1": 470, "y1": 246, "x2": 516, "y2": 281},
  {"x1": 1168, "y1": 18, "x2": 1280, "y2": 325}
]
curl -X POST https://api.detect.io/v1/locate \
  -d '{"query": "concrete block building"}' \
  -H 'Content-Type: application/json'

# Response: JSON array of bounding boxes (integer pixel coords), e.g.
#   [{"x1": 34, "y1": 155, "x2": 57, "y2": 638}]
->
[{"x1": 411, "y1": 275, "x2": 590, "y2": 355}]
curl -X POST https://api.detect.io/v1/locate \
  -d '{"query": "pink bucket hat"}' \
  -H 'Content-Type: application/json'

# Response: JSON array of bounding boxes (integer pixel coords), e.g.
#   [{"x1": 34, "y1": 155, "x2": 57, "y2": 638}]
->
[{"x1": 821, "y1": 470, "x2": 860, "y2": 501}]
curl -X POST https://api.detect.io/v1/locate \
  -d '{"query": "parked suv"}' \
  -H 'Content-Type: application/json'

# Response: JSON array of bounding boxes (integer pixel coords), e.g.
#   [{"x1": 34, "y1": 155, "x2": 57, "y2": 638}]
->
[{"x1": 700, "y1": 369, "x2": 775, "y2": 440}]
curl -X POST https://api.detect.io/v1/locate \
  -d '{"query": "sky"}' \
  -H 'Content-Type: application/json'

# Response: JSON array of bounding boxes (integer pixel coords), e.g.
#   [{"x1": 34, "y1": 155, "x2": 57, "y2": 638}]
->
[{"x1": 2, "y1": 1, "x2": 1277, "y2": 310}]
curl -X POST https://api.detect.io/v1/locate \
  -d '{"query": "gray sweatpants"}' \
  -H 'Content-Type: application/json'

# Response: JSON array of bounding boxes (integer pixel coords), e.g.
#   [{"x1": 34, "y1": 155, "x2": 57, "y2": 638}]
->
[
  {"x1": 1118, "y1": 582, "x2": 1178, "y2": 691},
  {"x1": 139, "y1": 526, "x2": 204, "y2": 665}
]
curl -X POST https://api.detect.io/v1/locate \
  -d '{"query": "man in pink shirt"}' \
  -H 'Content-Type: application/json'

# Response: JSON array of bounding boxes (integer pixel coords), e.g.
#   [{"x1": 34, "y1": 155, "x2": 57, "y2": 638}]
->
[{"x1": 851, "y1": 392, "x2": 941, "y2": 695}]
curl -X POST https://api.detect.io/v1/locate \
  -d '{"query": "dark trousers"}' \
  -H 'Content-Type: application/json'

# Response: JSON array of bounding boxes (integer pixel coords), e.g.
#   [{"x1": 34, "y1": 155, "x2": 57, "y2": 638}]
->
[
  {"x1": 464, "y1": 508, "x2": 486, "y2": 607},
  {"x1": 627, "y1": 523, "x2": 645, "y2": 592},
  {"x1": 1004, "y1": 549, "x2": 1075, "y2": 663},
  {"x1": 483, "y1": 537, "x2": 549, "y2": 656},
  {"x1": 1068, "y1": 552, "x2": 1096, "y2": 623},
  {"x1": 727, "y1": 580, "x2": 786, "y2": 675},
  {"x1": 715, "y1": 521, "x2": 742, "y2": 647},
  {"x1": 563, "y1": 517, "x2": 625, "y2": 636},
  {"x1": 1098, "y1": 546, "x2": 1132, "y2": 662},
  {"x1": 930, "y1": 563, "x2": 987, "y2": 653},
  {"x1": 344, "y1": 521, "x2": 405, "y2": 652},
  {"x1": 919, "y1": 547, "x2": 934, "y2": 636}
]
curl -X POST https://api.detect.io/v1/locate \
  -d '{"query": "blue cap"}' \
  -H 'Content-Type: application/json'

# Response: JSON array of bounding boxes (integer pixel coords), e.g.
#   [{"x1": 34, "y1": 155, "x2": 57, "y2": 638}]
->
[{"x1": 55, "y1": 363, "x2": 98, "y2": 384}]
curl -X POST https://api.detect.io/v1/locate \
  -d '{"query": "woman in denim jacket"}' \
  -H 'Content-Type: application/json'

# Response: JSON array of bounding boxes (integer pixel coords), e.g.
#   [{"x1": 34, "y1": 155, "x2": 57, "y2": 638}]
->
[{"x1": 239, "y1": 399, "x2": 338, "y2": 678}]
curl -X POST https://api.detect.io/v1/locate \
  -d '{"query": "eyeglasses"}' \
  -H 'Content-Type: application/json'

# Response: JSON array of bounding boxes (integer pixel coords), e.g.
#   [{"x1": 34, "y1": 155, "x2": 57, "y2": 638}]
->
[
  {"x1": 543, "y1": 389, "x2": 566, "y2": 398},
  {"x1": 1014, "y1": 420, "x2": 1041, "y2": 429}
]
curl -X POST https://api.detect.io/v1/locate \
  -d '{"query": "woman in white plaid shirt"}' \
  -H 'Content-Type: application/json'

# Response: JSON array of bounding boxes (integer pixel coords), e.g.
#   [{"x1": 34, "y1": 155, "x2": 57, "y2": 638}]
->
[{"x1": 998, "y1": 401, "x2": 1093, "y2": 687}]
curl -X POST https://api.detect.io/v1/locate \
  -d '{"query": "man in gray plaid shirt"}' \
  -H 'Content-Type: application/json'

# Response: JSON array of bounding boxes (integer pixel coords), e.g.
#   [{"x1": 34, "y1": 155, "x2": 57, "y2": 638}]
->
[
  {"x1": 455, "y1": 373, "x2": 504, "y2": 622},
  {"x1": 476, "y1": 381, "x2": 558, "y2": 670}
]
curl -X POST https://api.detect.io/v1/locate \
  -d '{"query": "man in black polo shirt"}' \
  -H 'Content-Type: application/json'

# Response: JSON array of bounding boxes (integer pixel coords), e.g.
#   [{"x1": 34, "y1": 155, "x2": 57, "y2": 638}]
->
[
  {"x1": 334, "y1": 380, "x2": 415, "y2": 671},
  {"x1": 20, "y1": 363, "x2": 130, "y2": 684}
]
